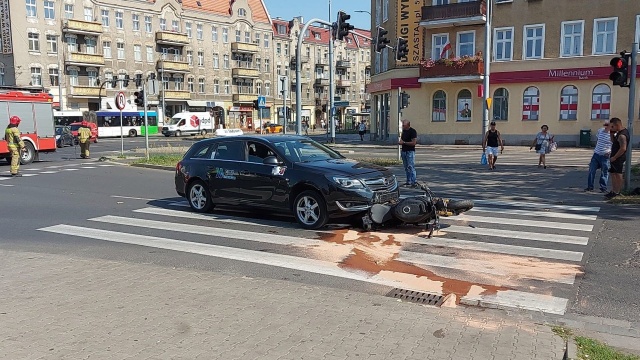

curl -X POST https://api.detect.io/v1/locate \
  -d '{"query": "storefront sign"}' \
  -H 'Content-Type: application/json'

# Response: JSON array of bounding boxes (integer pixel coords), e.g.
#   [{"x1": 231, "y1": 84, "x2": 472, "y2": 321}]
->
[
  {"x1": 396, "y1": 0, "x2": 423, "y2": 66},
  {"x1": 229, "y1": 106, "x2": 253, "y2": 112},
  {"x1": 365, "y1": 77, "x2": 420, "y2": 93},
  {"x1": 492, "y1": 66, "x2": 640, "y2": 84},
  {"x1": 0, "y1": 0, "x2": 12, "y2": 54}
]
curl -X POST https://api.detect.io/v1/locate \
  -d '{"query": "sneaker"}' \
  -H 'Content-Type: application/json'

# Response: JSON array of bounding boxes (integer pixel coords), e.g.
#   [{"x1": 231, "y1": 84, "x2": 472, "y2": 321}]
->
[
  {"x1": 11, "y1": 173, "x2": 22, "y2": 177},
  {"x1": 604, "y1": 191, "x2": 619, "y2": 199},
  {"x1": 584, "y1": 188, "x2": 594, "y2": 192},
  {"x1": 403, "y1": 182, "x2": 411, "y2": 187}
]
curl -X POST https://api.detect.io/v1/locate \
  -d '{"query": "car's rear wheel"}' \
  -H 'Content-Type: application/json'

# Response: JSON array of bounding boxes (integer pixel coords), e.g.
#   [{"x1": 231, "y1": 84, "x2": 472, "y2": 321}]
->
[
  {"x1": 200, "y1": 129, "x2": 207, "y2": 136},
  {"x1": 175, "y1": 130, "x2": 182, "y2": 137},
  {"x1": 188, "y1": 180, "x2": 213, "y2": 213},
  {"x1": 294, "y1": 190, "x2": 328, "y2": 230}
]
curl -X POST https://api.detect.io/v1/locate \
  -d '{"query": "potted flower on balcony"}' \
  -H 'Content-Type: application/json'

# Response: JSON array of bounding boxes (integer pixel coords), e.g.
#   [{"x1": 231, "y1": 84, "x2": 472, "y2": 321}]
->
[{"x1": 420, "y1": 52, "x2": 484, "y2": 77}]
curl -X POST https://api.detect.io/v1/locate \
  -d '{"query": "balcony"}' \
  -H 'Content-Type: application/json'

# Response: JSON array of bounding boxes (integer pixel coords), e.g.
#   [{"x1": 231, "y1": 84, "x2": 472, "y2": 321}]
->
[
  {"x1": 336, "y1": 79, "x2": 352, "y2": 87},
  {"x1": 336, "y1": 60, "x2": 352, "y2": 68},
  {"x1": 316, "y1": 61, "x2": 329, "y2": 67},
  {"x1": 420, "y1": 0, "x2": 486, "y2": 29},
  {"x1": 231, "y1": 42, "x2": 259, "y2": 54},
  {"x1": 70, "y1": 86, "x2": 102, "y2": 98},
  {"x1": 315, "y1": 78, "x2": 329, "y2": 86},
  {"x1": 63, "y1": 19, "x2": 103, "y2": 35},
  {"x1": 163, "y1": 90, "x2": 191, "y2": 99},
  {"x1": 65, "y1": 52, "x2": 105, "y2": 67},
  {"x1": 418, "y1": 60, "x2": 484, "y2": 83},
  {"x1": 157, "y1": 57, "x2": 189, "y2": 73},
  {"x1": 292, "y1": 77, "x2": 310, "y2": 86},
  {"x1": 232, "y1": 62, "x2": 260, "y2": 78},
  {"x1": 155, "y1": 31, "x2": 190, "y2": 46}
]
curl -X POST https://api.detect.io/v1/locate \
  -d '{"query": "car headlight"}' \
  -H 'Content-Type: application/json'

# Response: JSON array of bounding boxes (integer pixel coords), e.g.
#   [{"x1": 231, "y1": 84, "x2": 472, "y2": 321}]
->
[{"x1": 330, "y1": 176, "x2": 364, "y2": 189}]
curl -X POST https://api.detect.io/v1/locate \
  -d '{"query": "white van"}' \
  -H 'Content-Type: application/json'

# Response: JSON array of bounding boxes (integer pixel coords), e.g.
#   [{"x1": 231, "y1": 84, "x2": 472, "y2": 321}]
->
[{"x1": 161, "y1": 112, "x2": 214, "y2": 137}]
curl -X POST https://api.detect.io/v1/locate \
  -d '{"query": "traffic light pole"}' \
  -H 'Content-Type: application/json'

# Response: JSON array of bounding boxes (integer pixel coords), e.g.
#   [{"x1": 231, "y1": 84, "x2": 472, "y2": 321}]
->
[
  {"x1": 625, "y1": 43, "x2": 637, "y2": 191},
  {"x1": 143, "y1": 81, "x2": 149, "y2": 161},
  {"x1": 482, "y1": 0, "x2": 493, "y2": 139},
  {"x1": 397, "y1": 86, "x2": 402, "y2": 161}
]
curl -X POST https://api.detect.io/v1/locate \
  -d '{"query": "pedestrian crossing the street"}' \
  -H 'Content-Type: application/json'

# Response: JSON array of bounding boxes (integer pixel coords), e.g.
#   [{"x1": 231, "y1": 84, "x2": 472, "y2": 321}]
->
[
  {"x1": 0, "y1": 163, "x2": 115, "y2": 180},
  {"x1": 37, "y1": 197, "x2": 601, "y2": 316}
]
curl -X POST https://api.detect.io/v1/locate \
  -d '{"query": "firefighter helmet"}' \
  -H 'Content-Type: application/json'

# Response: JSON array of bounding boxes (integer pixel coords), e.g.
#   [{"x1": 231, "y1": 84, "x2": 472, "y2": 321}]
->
[{"x1": 9, "y1": 116, "x2": 21, "y2": 125}]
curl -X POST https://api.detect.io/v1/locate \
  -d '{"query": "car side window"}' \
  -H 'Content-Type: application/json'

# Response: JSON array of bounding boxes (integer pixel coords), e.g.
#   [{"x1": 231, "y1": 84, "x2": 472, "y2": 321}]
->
[
  {"x1": 190, "y1": 144, "x2": 211, "y2": 159},
  {"x1": 178, "y1": 119, "x2": 185, "y2": 126},
  {"x1": 213, "y1": 141, "x2": 246, "y2": 161},
  {"x1": 247, "y1": 141, "x2": 276, "y2": 163}
]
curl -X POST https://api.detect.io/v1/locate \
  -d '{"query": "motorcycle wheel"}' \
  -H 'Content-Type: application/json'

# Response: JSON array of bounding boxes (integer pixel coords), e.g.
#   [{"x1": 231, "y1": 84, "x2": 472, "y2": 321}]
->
[{"x1": 447, "y1": 199, "x2": 474, "y2": 213}]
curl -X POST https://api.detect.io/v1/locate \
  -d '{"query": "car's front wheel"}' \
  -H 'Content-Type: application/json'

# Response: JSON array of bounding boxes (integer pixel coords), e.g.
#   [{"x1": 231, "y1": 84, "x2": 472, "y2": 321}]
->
[
  {"x1": 187, "y1": 180, "x2": 213, "y2": 213},
  {"x1": 294, "y1": 190, "x2": 328, "y2": 230}
]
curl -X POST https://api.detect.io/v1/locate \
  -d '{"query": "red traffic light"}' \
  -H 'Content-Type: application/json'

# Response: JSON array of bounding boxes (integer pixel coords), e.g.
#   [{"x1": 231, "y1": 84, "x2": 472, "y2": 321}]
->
[{"x1": 610, "y1": 57, "x2": 626, "y2": 69}]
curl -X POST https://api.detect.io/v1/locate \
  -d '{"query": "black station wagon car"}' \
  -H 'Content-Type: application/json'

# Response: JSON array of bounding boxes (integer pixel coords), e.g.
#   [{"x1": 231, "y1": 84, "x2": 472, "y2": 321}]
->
[{"x1": 175, "y1": 135, "x2": 399, "y2": 229}]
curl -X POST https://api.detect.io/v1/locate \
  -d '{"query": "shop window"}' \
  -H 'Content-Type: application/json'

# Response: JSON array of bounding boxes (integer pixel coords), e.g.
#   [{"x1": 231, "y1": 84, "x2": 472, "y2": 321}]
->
[
  {"x1": 456, "y1": 89, "x2": 472, "y2": 122},
  {"x1": 522, "y1": 86, "x2": 540, "y2": 120},
  {"x1": 560, "y1": 85, "x2": 578, "y2": 120},
  {"x1": 591, "y1": 84, "x2": 611, "y2": 120},
  {"x1": 432, "y1": 90, "x2": 446, "y2": 122},
  {"x1": 493, "y1": 88, "x2": 509, "y2": 120}
]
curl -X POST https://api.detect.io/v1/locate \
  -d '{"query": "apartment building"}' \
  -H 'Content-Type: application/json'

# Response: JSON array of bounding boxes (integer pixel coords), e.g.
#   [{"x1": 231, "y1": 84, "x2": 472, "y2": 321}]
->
[
  {"x1": 367, "y1": 0, "x2": 640, "y2": 145},
  {"x1": 271, "y1": 17, "x2": 372, "y2": 129},
  {"x1": 0, "y1": 0, "x2": 275, "y2": 130}
]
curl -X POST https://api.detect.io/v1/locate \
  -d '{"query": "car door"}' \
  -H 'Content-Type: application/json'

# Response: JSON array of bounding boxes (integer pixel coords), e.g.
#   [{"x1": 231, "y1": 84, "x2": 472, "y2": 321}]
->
[
  {"x1": 207, "y1": 140, "x2": 247, "y2": 206},
  {"x1": 237, "y1": 140, "x2": 290, "y2": 209}
]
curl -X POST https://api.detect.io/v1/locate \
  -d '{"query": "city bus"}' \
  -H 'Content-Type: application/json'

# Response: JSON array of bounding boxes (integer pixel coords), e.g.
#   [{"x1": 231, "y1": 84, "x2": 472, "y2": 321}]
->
[
  {"x1": 53, "y1": 111, "x2": 83, "y2": 126},
  {"x1": 54, "y1": 110, "x2": 159, "y2": 138}
]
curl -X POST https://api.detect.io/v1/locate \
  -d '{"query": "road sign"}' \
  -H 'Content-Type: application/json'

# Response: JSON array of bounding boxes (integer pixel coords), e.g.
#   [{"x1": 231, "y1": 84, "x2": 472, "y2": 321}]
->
[
  {"x1": 334, "y1": 101, "x2": 349, "y2": 107},
  {"x1": 330, "y1": 107, "x2": 336, "y2": 116},
  {"x1": 257, "y1": 95, "x2": 266, "y2": 109},
  {"x1": 486, "y1": 97, "x2": 493, "y2": 109},
  {"x1": 115, "y1": 91, "x2": 126, "y2": 110},
  {"x1": 147, "y1": 80, "x2": 158, "y2": 96}
]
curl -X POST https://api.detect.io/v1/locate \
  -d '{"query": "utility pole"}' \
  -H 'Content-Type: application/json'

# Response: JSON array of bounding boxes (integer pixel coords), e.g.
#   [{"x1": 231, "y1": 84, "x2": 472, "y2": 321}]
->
[
  {"x1": 57, "y1": 35, "x2": 64, "y2": 111},
  {"x1": 625, "y1": 43, "x2": 637, "y2": 191},
  {"x1": 397, "y1": 86, "x2": 402, "y2": 161},
  {"x1": 328, "y1": 0, "x2": 336, "y2": 143},
  {"x1": 482, "y1": 0, "x2": 493, "y2": 138}
]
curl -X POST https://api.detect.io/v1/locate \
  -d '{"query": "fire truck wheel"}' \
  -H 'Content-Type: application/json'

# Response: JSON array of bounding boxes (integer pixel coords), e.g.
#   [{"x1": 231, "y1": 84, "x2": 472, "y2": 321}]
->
[{"x1": 20, "y1": 142, "x2": 36, "y2": 165}]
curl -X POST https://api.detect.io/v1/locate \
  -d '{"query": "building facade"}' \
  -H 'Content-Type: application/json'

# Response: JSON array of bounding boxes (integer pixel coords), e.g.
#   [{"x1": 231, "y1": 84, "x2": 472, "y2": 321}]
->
[
  {"x1": 367, "y1": 0, "x2": 640, "y2": 145},
  {"x1": 271, "y1": 17, "x2": 372, "y2": 130},
  {"x1": 0, "y1": 0, "x2": 275, "y2": 130}
]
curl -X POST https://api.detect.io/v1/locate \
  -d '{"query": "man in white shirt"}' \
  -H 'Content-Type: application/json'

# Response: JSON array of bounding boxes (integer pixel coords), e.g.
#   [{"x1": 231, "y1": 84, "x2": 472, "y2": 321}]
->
[
  {"x1": 585, "y1": 121, "x2": 613, "y2": 193},
  {"x1": 358, "y1": 121, "x2": 366, "y2": 141}
]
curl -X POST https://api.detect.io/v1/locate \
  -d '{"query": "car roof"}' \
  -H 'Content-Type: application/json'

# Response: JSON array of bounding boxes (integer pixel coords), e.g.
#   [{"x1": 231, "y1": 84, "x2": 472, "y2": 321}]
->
[{"x1": 202, "y1": 134, "x2": 309, "y2": 144}]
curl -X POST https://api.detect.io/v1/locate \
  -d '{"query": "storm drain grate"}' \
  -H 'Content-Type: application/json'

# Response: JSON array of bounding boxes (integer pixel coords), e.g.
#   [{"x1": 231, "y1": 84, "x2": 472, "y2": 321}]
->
[{"x1": 386, "y1": 288, "x2": 445, "y2": 306}]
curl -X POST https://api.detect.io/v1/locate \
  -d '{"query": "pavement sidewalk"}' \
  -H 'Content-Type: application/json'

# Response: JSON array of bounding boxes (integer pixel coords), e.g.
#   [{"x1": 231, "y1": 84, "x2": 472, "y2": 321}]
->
[{"x1": 0, "y1": 249, "x2": 565, "y2": 360}]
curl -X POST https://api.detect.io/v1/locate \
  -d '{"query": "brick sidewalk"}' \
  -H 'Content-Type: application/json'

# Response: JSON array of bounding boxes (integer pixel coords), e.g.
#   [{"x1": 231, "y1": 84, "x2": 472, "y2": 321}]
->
[{"x1": 0, "y1": 250, "x2": 564, "y2": 360}]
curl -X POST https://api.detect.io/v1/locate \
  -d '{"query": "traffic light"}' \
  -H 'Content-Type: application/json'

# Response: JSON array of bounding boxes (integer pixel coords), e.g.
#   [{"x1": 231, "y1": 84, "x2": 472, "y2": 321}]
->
[
  {"x1": 123, "y1": 74, "x2": 130, "y2": 88},
  {"x1": 110, "y1": 78, "x2": 118, "y2": 88},
  {"x1": 336, "y1": 11, "x2": 354, "y2": 41},
  {"x1": 134, "y1": 76, "x2": 142, "y2": 88},
  {"x1": 252, "y1": 100, "x2": 259, "y2": 110},
  {"x1": 400, "y1": 92, "x2": 410, "y2": 110},
  {"x1": 609, "y1": 52, "x2": 631, "y2": 87},
  {"x1": 396, "y1": 37, "x2": 409, "y2": 61},
  {"x1": 134, "y1": 90, "x2": 144, "y2": 107},
  {"x1": 375, "y1": 27, "x2": 390, "y2": 54}
]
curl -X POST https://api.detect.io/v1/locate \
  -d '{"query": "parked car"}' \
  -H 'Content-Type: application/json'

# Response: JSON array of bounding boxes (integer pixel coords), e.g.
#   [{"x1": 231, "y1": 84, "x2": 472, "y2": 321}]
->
[
  {"x1": 175, "y1": 135, "x2": 399, "y2": 229},
  {"x1": 55, "y1": 126, "x2": 77, "y2": 148},
  {"x1": 255, "y1": 122, "x2": 283, "y2": 134},
  {"x1": 69, "y1": 122, "x2": 98, "y2": 143}
]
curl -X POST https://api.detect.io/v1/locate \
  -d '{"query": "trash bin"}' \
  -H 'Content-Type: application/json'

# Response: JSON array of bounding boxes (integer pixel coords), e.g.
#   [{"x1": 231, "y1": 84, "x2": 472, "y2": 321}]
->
[{"x1": 580, "y1": 129, "x2": 591, "y2": 147}]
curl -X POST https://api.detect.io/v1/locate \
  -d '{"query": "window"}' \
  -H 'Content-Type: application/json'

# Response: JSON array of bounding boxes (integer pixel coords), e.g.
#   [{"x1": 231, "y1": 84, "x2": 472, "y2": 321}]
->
[
  {"x1": 244, "y1": 31, "x2": 250, "y2": 43},
  {"x1": 255, "y1": 32, "x2": 260, "y2": 45},
  {"x1": 83, "y1": 7, "x2": 92, "y2": 21},
  {"x1": 247, "y1": 142, "x2": 277, "y2": 163},
  {"x1": 188, "y1": 78, "x2": 194, "y2": 92},
  {"x1": 30, "y1": 67, "x2": 42, "y2": 86},
  {"x1": 46, "y1": 35, "x2": 57, "y2": 54},
  {"x1": 277, "y1": 65, "x2": 281, "y2": 76},
  {"x1": 264, "y1": 59, "x2": 270, "y2": 72},
  {"x1": 213, "y1": 53, "x2": 219, "y2": 68},
  {"x1": 257, "y1": 82, "x2": 262, "y2": 95},
  {"x1": 68, "y1": 68, "x2": 78, "y2": 86},
  {"x1": 432, "y1": 90, "x2": 446, "y2": 122},
  {"x1": 115, "y1": 11, "x2": 123, "y2": 29},
  {"x1": 145, "y1": 16, "x2": 152, "y2": 32},
  {"x1": 561, "y1": 21, "x2": 584, "y2": 57},
  {"x1": 135, "y1": 74, "x2": 142, "y2": 88},
  {"x1": 433, "y1": 0, "x2": 449, "y2": 4},
  {"x1": 66, "y1": 35, "x2": 77, "y2": 52},
  {"x1": 101, "y1": 41, "x2": 111, "y2": 58},
  {"x1": 235, "y1": 30, "x2": 241, "y2": 42},
  {"x1": 593, "y1": 18, "x2": 617, "y2": 55},
  {"x1": 212, "y1": 26, "x2": 218, "y2": 41},
  {"x1": 284, "y1": 43, "x2": 289, "y2": 56},
  {"x1": 44, "y1": 0, "x2": 55, "y2": 19},
  {"x1": 214, "y1": 142, "x2": 245, "y2": 161},
  {"x1": 494, "y1": 27, "x2": 513, "y2": 61},
  {"x1": 256, "y1": 57, "x2": 261, "y2": 71},
  {"x1": 118, "y1": 73, "x2": 126, "y2": 89},
  {"x1": 223, "y1": 28, "x2": 229, "y2": 43},
  {"x1": 524, "y1": 24, "x2": 544, "y2": 59},
  {"x1": 264, "y1": 34, "x2": 269, "y2": 48},
  {"x1": 197, "y1": 24, "x2": 203, "y2": 40},
  {"x1": 49, "y1": 68, "x2": 59, "y2": 86},
  {"x1": 493, "y1": 88, "x2": 509, "y2": 120},
  {"x1": 174, "y1": 77, "x2": 183, "y2": 90},
  {"x1": 198, "y1": 51, "x2": 204, "y2": 66},
  {"x1": 457, "y1": 31, "x2": 475, "y2": 57},
  {"x1": 265, "y1": 83, "x2": 271, "y2": 96},
  {"x1": 146, "y1": 46, "x2": 153, "y2": 62},
  {"x1": 172, "y1": 20, "x2": 179, "y2": 32},
  {"x1": 213, "y1": 79, "x2": 219, "y2": 94},
  {"x1": 277, "y1": 24, "x2": 287, "y2": 35},
  {"x1": 26, "y1": 0, "x2": 36, "y2": 17},
  {"x1": 132, "y1": 14, "x2": 140, "y2": 31},
  {"x1": 456, "y1": 89, "x2": 472, "y2": 122},
  {"x1": 238, "y1": 8, "x2": 247, "y2": 17},
  {"x1": 105, "y1": 72, "x2": 113, "y2": 89},
  {"x1": 186, "y1": 22, "x2": 192, "y2": 38},
  {"x1": 591, "y1": 84, "x2": 611, "y2": 120},
  {"x1": 64, "y1": 4, "x2": 74, "y2": 19},
  {"x1": 162, "y1": 75, "x2": 169, "y2": 90},
  {"x1": 375, "y1": 0, "x2": 381, "y2": 26},
  {"x1": 276, "y1": 42, "x2": 281, "y2": 55},
  {"x1": 637, "y1": 15, "x2": 640, "y2": 48},
  {"x1": 117, "y1": 42, "x2": 125, "y2": 59},
  {"x1": 87, "y1": 70, "x2": 98, "y2": 87},
  {"x1": 223, "y1": 54, "x2": 229, "y2": 69},
  {"x1": 560, "y1": 85, "x2": 578, "y2": 120},
  {"x1": 185, "y1": 50, "x2": 192, "y2": 65},
  {"x1": 160, "y1": 18, "x2": 166, "y2": 31},
  {"x1": 199, "y1": 78, "x2": 205, "y2": 93},
  {"x1": 28, "y1": 32, "x2": 40, "y2": 52},
  {"x1": 134, "y1": 45, "x2": 142, "y2": 61},
  {"x1": 85, "y1": 38, "x2": 96, "y2": 54},
  {"x1": 224, "y1": 80, "x2": 230, "y2": 94},
  {"x1": 522, "y1": 86, "x2": 540, "y2": 120},
  {"x1": 101, "y1": 10, "x2": 109, "y2": 26},
  {"x1": 383, "y1": 0, "x2": 389, "y2": 22}
]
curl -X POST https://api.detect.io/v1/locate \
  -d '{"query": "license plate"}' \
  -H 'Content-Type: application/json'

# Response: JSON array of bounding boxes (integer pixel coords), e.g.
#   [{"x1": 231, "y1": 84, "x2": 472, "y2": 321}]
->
[{"x1": 375, "y1": 192, "x2": 398, "y2": 203}]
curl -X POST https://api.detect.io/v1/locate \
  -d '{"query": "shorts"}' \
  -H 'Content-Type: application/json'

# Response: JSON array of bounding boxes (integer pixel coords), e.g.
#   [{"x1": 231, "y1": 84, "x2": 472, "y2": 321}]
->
[
  {"x1": 358, "y1": 131, "x2": 365, "y2": 136},
  {"x1": 610, "y1": 158, "x2": 626, "y2": 173},
  {"x1": 485, "y1": 147, "x2": 499, "y2": 157}
]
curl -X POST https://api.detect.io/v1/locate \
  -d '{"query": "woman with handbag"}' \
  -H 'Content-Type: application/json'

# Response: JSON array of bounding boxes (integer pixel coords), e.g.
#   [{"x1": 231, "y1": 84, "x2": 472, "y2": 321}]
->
[{"x1": 530, "y1": 125, "x2": 554, "y2": 169}]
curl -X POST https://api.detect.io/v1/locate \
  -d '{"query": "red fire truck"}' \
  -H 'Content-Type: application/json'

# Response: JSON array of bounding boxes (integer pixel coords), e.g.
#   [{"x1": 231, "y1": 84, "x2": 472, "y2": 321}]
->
[{"x1": 0, "y1": 90, "x2": 57, "y2": 164}]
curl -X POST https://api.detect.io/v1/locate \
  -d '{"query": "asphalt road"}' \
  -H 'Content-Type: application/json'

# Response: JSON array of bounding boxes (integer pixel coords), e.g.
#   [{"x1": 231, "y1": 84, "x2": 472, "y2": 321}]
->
[{"x1": 1, "y1": 141, "x2": 638, "y2": 321}]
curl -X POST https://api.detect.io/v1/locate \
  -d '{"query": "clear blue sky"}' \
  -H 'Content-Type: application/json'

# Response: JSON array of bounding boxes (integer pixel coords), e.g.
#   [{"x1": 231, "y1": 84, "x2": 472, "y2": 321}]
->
[{"x1": 263, "y1": 0, "x2": 372, "y2": 30}]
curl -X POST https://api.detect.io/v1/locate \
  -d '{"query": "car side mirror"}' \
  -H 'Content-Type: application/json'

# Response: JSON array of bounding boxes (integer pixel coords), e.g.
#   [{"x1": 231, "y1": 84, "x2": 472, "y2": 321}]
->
[{"x1": 263, "y1": 156, "x2": 281, "y2": 165}]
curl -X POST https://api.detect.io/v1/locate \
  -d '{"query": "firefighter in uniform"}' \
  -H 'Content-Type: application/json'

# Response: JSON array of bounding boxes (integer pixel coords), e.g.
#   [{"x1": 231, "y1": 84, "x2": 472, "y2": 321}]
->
[
  {"x1": 78, "y1": 111, "x2": 92, "y2": 159},
  {"x1": 5, "y1": 116, "x2": 25, "y2": 177}
]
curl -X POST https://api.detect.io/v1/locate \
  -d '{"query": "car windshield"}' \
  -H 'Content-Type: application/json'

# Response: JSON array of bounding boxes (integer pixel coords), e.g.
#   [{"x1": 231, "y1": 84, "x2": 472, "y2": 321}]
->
[
  {"x1": 273, "y1": 139, "x2": 343, "y2": 163},
  {"x1": 167, "y1": 117, "x2": 182, "y2": 125},
  {"x1": 69, "y1": 125, "x2": 80, "y2": 131}
]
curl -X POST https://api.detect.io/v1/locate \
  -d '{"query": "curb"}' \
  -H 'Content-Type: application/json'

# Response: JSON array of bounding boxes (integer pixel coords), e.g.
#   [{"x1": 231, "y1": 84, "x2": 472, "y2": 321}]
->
[{"x1": 130, "y1": 163, "x2": 175, "y2": 171}]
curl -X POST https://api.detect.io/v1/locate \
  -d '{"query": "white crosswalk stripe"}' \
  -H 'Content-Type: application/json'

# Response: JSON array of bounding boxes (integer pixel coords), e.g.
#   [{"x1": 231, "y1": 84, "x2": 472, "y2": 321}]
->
[
  {"x1": 37, "y1": 197, "x2": 600, "y2": 315},
  {"x1": 3, "y1": 161, "x2": 115, "y2": 179}
]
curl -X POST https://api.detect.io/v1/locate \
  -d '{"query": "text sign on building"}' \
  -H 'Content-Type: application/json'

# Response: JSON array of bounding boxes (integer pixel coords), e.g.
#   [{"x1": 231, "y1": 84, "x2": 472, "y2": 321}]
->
[
  {"x1": 0, "y1": 0, "x2": 13, "y2": 54},
  {"x1": 396, "y1": 0, "x2": 423, "y2": 66}
]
